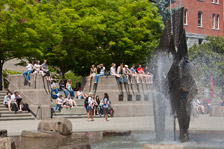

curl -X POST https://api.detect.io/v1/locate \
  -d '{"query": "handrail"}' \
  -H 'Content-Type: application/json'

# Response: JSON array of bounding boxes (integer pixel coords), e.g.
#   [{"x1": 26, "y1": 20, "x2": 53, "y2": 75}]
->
[{"x1": 3, "y1": 77, "x2": 39, "y2": 106}]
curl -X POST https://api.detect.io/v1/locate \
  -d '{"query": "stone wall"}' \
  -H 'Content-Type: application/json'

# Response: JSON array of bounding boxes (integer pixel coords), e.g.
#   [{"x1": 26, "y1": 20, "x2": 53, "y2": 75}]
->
[
  {"x1": 82, "y1": 76, "x2": 154, "y2": 117},
  {"x1": 8, "y1": 74, "x2": 51, "y2": 119}
]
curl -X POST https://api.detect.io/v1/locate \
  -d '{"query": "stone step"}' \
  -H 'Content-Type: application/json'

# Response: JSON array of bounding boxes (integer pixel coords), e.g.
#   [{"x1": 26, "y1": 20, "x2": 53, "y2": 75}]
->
[
  {"x1": 53, "y1": 114, "x2": 107, "y2": 119},
  {"x1": 0, "y1": 113, "x2": 33, "y2": 117},
  {"x1": 0, "y1": 117, "x2": 35, "y2": 121},
  {"x1": 53, "y1": 107, "x2": 86, "y2": 115},
  {"x1": 0, "y1": 111, "x2": 29, "y2": 114},
  {"x1": 0, "y1": 108, "x2": 9, "y2": 111}
]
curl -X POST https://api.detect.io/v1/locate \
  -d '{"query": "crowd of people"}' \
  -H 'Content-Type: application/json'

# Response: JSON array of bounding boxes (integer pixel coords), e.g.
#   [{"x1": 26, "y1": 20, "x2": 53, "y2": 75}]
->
[
  {"x1": 3, "y1": 91, "x2": 26, "y2": 112},
  {"x1": 89, "y1": 63, "x2": 154, "y2": 86},
  {"x1": 23, "y1": 60, "x2": 50, "y2": 83},
  {"x1": 84, "y1": 92, "x2": 113, "y2": 121},
  {"x1": 192, "y1": 98, "x2": 211, "y2": 117}
]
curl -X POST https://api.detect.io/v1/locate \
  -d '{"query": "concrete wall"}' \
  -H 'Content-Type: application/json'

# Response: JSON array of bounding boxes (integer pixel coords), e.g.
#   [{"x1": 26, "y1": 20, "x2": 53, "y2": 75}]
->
[
  {"x1": 8, "y1": 74, "x2": 51, "y2": 120},
  {"x1": 82, "y1": 76, "x2": 154, "y2": 117},
  {"x1": 3, "y1": 59, "x2": 26, "y2": 73}
]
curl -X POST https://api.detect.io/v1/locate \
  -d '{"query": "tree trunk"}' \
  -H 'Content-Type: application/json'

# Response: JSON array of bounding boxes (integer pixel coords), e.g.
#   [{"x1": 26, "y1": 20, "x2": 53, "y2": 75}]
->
[
  {"x1": 0, "y1": 64, "x2": 3, "y2": 91},
  {"x1": 62, "y1": 71, "x2": 65, "y2": 79}
]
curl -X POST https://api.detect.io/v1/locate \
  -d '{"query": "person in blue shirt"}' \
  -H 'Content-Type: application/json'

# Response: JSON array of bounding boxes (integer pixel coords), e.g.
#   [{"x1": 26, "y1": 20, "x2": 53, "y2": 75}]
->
[{"x1": 3, "y1": 92, "x2": 12, "y2": 111}]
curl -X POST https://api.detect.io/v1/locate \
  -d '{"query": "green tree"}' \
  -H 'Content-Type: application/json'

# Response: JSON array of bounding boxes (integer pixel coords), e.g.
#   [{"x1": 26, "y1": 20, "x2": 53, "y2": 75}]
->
[
  {"x1": 189, "y1": 36, "x2": 224, "y2": 86},
  {"x1": 0, "y1": 0, "x2": 35, "y2": 90},
  {"x1": 28, "y1": 0, "x2": 164, "y2": 77}
]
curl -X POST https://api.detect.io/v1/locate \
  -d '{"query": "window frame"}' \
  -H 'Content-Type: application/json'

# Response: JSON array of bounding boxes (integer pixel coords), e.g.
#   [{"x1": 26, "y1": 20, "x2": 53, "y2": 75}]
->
[
  {"x1": 184, "y1": 9, "x2": 188, "y2": 25},
  {"x1": 198, "y1": 11, "x2": 203, "y2": 27},
  {"x1": 216, "y1": 15, "x2": 220, "y2": 29},
  {"x1": 212, "y1": 14, "x2": 215, "y2": 29}
]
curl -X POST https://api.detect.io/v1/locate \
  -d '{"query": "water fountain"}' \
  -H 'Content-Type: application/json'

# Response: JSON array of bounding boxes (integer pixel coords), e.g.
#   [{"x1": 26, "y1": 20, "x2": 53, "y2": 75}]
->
[{"x1": 153, "y1": 7, "x2": 198, "y2": 143}]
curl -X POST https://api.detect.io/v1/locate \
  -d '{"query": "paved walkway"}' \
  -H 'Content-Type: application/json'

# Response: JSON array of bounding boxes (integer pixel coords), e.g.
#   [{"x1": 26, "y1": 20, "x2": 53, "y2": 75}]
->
[{"x1": 1, "y1": 115, "x2": 224, "y2": 136}]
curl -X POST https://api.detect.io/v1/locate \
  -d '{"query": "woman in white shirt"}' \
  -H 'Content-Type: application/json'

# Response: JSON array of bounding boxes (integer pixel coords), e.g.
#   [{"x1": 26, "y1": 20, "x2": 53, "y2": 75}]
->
[
  {"x1": 103, "y1": 93, "x2": 110, "y2": 121},
  {"x1": 33, "y1": 60, "x2": 42, "y2": 81},
  {"x1": 110, "y1": 63, "x2": 120, "y2": 78},
  {"x1": 23, "y1": 61, "x2": 33, "y2": 83},
  {"x1": 87, "y1": 94, "x2": 94, "y2": 121}
]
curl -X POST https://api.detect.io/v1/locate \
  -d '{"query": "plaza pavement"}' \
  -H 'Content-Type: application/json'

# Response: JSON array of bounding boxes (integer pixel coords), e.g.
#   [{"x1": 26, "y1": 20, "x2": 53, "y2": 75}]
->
[{"x1": 0, "y1": 115, "x2": 224, "y2": 136}]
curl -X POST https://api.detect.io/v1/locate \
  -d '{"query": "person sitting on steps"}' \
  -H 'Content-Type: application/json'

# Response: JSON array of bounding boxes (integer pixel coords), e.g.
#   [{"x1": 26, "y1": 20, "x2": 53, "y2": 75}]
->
[
  {"x1": 3, "y1": 92, "x2": 12, "y2": 111},
  {"x1": 50, "y1": 79, "x2": 59, "y2": 99},
  {"x1": 110, "y1": 63, "x2": 120, "y2": 78},
  {"x1": 66, "y1": 94, "x2": 77, "y2": 108},
  {"x1": 59, "y1": 80, "x2": 69, "y2": 97},
  {"x1": 55, "y1": 94, "x2": 65, "y2": 112},
  {"x1": 66, "y1": 79, "x2": 75, "y2": 98},
  {"x1": 94, "y1": 64, "x2": 105, "y2": 84},
  {"x1": 33, "y1": 60, "x2": 42, "y2": 82},
  {"x1": 117, "y1": 64, "x2": 126, "y2": 84},
  {"x1": 76, "y1": 88, "x2": 84, "y2": 99},
  {"x1": 11, "y1": 91, "x2": 23, "y2": 112},
  {"x1": 89, "y1": 65, "x2": 97, "y2": 86},
  {"x1": 41, "y1": 60, "x2": 51, "y2": 81},
  {"x1": 130, "y1": 64, "x2": 139, "y2": 84},
  {"x1": 23, "y1": 61, "x2": 33, "y2": 83},
  {"x1": 124, "y1": 65, "x2": 131, "y2": 84}
]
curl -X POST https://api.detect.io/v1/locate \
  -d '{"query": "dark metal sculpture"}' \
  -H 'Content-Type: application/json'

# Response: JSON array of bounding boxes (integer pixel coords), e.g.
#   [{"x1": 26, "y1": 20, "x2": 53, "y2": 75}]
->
[{"x1": 157, "y1": 7, "x2": 198, "y2": 142}]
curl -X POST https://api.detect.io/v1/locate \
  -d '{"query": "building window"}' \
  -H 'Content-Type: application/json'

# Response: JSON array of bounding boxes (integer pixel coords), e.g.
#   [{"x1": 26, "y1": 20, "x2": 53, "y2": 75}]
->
[
  {"x1": 198, "y1": 11, "x2": 202, "y2": 27},
  {"x1": 216, "y1": 15, "x2": 219, "y2": 29},
  {"x1": 212, "y1": 14, "x2": 215, "y2": 29},
  {"x1": 212, "y1": 0, "x2": 215, "y2": 3},
  {"x1": 199, "y1": 39, "x2": 203, "y2": 45},
  {"x1": 216, "y1": 0, "x2": 219, "y2": 4},
  {"x1": 184, "y1": 9, "x2": 188, "y2": 25}
]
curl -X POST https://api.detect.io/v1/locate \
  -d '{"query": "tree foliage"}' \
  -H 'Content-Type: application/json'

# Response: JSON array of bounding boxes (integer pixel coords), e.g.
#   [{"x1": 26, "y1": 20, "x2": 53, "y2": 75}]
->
[
  {"x1": 1, "y1": 0, "x2": 164, "y2": 89},
  {"x1": 189, "y1": 36, "x2": 224, "y2": 86}
]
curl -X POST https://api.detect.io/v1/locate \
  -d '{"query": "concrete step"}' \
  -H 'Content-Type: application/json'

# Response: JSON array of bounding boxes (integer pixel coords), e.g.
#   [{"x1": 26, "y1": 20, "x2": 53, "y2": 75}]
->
[
  {"x1": 53, "y1": 107, "x2": 86, "y2": 115},
  {"x1": 0, "y1": 111, "x2": 29, "y2": 114},
  {"x1": 0, "y1": 117, "x2": 35, "y2": 121},
  {"x1": 0, "y1": 113, "x2": 33, "y2": 117},
  {"x1": 0, "y1": 108, "x2": 9, "y2": 111},
  {"x1": 53, "y1": 114, "x2": 107, "y2": 119}
]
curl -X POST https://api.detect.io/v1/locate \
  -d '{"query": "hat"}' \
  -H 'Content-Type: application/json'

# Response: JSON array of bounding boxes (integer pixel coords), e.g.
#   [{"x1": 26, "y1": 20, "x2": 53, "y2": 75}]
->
[
  {"x1": 57, "y1": 93, "x2": 61, "y2": 96},
  {"x1": 125, "y1": 65, "x2": 128, "y2": 68}
]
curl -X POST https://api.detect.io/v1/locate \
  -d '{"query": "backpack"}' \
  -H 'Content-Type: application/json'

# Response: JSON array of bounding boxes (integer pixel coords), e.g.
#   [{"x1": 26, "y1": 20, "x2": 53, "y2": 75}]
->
[
  {"x1": 11, "y1": 103, "x2": 18, "y2": 112},
  {"x1": 84, "y1": 97, "x2": 89, "y2": 107}
]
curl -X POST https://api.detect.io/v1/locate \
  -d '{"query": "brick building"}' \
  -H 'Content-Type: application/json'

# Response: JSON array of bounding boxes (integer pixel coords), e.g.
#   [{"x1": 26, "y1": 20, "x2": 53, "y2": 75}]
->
[{"x1": 172, "y1": 0, "x2": 223, "y2": 47}]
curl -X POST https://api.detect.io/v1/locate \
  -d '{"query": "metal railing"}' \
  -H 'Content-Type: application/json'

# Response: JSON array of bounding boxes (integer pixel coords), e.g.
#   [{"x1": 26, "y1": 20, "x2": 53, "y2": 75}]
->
[{"x1": 3, "y1": 76, "x2": 41, "y2": 118}]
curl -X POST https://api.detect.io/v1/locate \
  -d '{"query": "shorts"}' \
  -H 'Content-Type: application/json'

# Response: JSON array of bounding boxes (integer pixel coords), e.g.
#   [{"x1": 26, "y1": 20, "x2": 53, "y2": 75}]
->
[
  {"x1": 94, "y1": 105, "x2": 98, "y2": 110},
  {"x1": 87, "y1": 106, "x2": 93, "y2": 111},
  {"x1": 90, "y1": 73, "x2": 96, "y2": 77}
]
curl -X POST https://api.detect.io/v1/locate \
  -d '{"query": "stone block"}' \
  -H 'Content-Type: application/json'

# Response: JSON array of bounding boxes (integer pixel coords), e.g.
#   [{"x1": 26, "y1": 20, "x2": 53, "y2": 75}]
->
[
  {"x1": 210, "y1": 106, "x2": 224, "y2": 117},
  {"x1": 102, "y1": 130, "x2": 131, "y2": 137},
  {"x1": 21, "y1": 130, "x2": 65, "y2": 138},
  {"x1": 143, "y1": 144, "x2": 186, "y2": 149},
  {"x1": 0, "y1": 138, "x2": 16, "y2": 149},
  {"x1": 38, "y1": 117, "x2": 72, "y2": 135},
  {"x1": 60, "y1": 107, "x2": 86, "y2": 115}
]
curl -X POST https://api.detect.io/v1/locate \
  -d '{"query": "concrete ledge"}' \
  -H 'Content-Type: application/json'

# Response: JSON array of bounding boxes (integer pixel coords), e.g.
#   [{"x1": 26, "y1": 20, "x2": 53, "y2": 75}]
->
[
  {"x1": 59, "y1": 107, "x2": 86, "y2": 115},
  {"x1": 210, "y1": 106, "x2": 224, "y2": 117},
  {"x1": 144, "y1": 144, "x2": 186, "y2": 149}
]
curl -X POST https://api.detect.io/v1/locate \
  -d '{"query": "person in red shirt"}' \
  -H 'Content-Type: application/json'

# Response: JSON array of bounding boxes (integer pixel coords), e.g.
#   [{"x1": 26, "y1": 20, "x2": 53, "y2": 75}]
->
[{"x1": 137, "y1": 65, "x2": 145, "y2": 83}]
